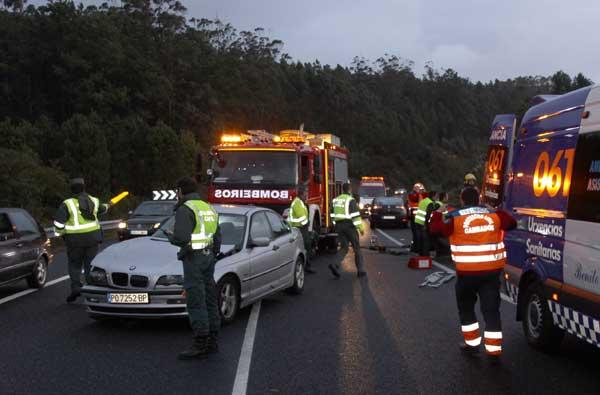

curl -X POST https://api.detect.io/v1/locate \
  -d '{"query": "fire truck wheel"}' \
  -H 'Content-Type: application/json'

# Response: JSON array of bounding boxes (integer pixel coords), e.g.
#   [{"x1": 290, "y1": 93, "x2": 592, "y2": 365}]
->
[{"x1": 522, "y1": 283, "x2": 564, "y2": 352}]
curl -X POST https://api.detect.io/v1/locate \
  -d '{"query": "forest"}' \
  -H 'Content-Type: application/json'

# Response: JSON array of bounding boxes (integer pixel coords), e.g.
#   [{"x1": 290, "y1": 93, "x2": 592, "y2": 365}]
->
[{"x1": 0, "y1": 0, "x2": 593, "y2": 221}]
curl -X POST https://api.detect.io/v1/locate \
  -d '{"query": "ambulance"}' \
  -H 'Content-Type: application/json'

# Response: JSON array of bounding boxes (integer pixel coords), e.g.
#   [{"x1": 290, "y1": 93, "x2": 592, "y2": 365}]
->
[
  {"x1": 482, "y1": 86, "x2": 600, "y2": 351},
  {"x1": 358, "y1": 177, "x2": 387, "y2": 217}
]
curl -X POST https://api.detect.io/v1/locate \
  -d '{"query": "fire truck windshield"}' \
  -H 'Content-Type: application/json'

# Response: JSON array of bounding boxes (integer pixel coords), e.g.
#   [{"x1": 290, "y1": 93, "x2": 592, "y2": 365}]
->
[
  {"x1": 359, "y1": 186, "x2": 386, "y2": 198},
  {"x1": 212, "y1": 150, "x2": 298, "y2": 185}
]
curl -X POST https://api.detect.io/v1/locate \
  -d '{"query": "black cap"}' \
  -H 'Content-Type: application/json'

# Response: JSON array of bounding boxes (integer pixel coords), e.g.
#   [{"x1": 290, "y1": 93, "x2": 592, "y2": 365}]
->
[
  {"x1": 461, "y1": 187, "x2": 480, "y2": 206},
  {"x1": 176, "y1": 177, "x2": 198, "y2": 195},
  {"x1": 70, "y1": 177, "x2": 85, "y2": 186}
]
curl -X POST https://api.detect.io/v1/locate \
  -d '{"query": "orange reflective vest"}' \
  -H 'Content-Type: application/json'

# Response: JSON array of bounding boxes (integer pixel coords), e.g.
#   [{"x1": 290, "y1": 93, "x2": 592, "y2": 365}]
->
[{"x1": 448, "y1": 207, "x2": 506, "y2": 273}]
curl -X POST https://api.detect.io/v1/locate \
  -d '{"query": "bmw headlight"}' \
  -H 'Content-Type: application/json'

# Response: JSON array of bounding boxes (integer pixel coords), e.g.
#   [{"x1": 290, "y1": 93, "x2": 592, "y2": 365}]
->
[
  {"x1": 153, "y1": 222, "x2": 161, "y2": 229},
  {"x1": 89, "y1": 268, "x2": 108, "y2": 286},
  {"x1": 118, "y1": 221, "x2": 127, "y2": 229},
  {"x1": 156, "y1": 275, "x2": 184, "y2": 287}
]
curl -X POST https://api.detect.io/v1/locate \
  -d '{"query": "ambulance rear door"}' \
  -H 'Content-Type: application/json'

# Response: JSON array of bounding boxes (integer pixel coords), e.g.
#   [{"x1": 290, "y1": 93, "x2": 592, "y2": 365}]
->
[{"x1": 481, "y1": 114, "x2": 516, "y2": 209}]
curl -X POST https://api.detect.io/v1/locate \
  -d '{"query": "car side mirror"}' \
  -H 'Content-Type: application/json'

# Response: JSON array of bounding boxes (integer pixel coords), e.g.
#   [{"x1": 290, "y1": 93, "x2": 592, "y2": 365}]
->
[{"x1": 249, "y1": 237, "x2": 271, "y2": 248}]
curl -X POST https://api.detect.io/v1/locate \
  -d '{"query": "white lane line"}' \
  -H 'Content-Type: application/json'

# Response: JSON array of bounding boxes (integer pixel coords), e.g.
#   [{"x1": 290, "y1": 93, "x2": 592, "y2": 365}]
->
[
  {"x1": 232, "y1": 300, "x2": 262, "y2": 395},
  {"x1": 375, "y1": 229, "x2": 406, "y2": 247},
  {"x1": 377, "y1": 230, "x2": 517, "y2": 306},
  {"x1": 0, "y1": 275, "x2": 69, "y2": 306}
]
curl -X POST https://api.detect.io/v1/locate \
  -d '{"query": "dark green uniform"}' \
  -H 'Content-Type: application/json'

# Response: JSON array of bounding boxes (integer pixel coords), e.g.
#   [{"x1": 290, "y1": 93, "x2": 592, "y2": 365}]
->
[{"x1": 169, "y1": 193, "x2": 222, "y2": 337}]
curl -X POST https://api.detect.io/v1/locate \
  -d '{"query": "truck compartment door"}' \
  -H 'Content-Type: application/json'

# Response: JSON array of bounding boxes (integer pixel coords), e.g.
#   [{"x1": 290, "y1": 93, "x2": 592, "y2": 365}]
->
[{"x1": 482, "y1": 114, "x2": 516, "y2": 208}]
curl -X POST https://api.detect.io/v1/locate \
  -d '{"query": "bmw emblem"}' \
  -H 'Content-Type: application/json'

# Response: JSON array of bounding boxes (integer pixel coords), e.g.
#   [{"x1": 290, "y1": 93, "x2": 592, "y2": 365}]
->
[{"x1": 129, "y1": 265, "x2": 136, "y2": 271}]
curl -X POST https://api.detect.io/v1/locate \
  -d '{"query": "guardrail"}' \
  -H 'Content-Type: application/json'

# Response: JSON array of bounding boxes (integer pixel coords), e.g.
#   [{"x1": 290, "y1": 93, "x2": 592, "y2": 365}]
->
[{"x1": 44, "y1": 219, "x2": 122, "y2": 239}]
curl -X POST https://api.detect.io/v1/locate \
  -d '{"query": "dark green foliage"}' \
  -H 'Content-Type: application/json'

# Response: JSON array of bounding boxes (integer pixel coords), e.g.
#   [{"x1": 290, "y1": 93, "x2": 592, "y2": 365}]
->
[{"x1": 0, "y1": 1, "x2": 594, "y2": 221}]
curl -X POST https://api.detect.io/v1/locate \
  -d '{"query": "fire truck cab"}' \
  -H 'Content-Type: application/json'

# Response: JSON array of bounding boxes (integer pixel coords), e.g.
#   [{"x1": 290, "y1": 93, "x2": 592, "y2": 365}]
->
[{"x1": 207, "y1": 130, "x2": 349, "y2": 238}]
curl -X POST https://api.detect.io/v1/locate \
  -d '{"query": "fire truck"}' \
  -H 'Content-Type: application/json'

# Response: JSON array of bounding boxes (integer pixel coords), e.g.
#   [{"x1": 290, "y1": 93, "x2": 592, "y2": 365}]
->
[{"x1": 206, "y1": 130, "x2": 349, "y2": 239}]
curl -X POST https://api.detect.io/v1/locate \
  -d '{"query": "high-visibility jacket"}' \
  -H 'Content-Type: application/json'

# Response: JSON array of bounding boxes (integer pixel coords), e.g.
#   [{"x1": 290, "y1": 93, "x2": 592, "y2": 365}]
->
[
  {"x1": 414, "y1": 197, "x2": 433, "y2": 225},
  {"x1": 54, "y1": 196, "x2": 103, "y2": 235},
  {"x1": 331, "y1": 194, "x2": 363, "y2": 230},
  {"x1": 184, "y1": 200, "x2": 218, "y2": 250},
  {"x1": 288, "y1": 197, "x2": 309, "y2": 227},
  {"x1": 447, "y1": 207, "x2": 506, "y2": 273}
]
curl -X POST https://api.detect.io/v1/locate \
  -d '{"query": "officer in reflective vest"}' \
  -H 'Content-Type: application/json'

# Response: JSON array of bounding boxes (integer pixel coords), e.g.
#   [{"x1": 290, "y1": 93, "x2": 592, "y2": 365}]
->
[
  {"x1": 407, "y1": 183, "x2": 426, "y2": 252},
  {"x1": 168, "y1": 177, "x2": 222, "y2": 360},
  {"x1": 328, "y1": 183, "x2": 366, "y2": 278},
  {"x1": 414, "y1": 190, "x2": 437, "y2": 256},
  {"x1": 288, "y1": 185, "x2": 316, "y2": 274},
  {"x1": 429, "y1": 187, "x2": 516, "y2": 361},
  {"x1": 53, "y1": 178, "x2": 110, "y2": 303}
]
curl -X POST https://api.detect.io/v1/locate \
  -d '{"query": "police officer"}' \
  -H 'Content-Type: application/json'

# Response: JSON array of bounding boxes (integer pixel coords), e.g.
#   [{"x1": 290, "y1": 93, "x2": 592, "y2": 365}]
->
[
  {"x1": 429, "y1": 187, "x2": 516, "y2": 361},
  {"x1": 53, "y1": 178, "x2": 110, "y2": 303},
  {"x1": 288, "y1": 185, "x2": 316, "y2": 274},
  {"x1": 329, "y1": 183, "x2": 366, "y2": 278},
  {"x1": 414, "y1": 190, "x2": 437, "y2": 256},
  {"x1": 168, "y1": 177, "x2": 222, "y2": 360},
  {"x1": 407, "y1": 183, "x2": 425, "y2": 253}
]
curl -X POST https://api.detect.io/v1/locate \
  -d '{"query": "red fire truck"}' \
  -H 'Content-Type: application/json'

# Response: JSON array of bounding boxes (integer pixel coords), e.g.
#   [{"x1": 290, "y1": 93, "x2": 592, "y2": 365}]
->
[{"x1": 207, "y1": 130, "x2": 349, "y2": 238}]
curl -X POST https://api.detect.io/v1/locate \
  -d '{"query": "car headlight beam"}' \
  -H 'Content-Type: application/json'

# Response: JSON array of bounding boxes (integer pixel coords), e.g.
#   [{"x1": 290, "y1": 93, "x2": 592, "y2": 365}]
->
[{"x1": 118, "y1": 222, "x2": 127, "y2": 229}]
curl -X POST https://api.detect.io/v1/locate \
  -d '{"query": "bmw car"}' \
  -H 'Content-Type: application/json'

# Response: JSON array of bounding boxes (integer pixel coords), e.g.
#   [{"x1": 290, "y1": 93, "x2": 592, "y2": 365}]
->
[{"x1": 82, "y1": 204, "x2": 306, "y2": 323}]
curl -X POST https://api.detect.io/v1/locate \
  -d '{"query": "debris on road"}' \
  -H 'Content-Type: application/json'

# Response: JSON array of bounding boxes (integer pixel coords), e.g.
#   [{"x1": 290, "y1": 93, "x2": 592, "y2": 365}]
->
[{"x1": 419, "y1": 271, "x2": 455, "y2": 288}]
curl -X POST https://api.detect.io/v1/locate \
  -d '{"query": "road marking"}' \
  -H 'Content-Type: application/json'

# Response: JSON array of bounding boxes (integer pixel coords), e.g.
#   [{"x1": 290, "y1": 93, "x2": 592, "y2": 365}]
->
[
  {"x1": 0, "y1": 275, "x2": 69, "y2": 306},
  {"x1": 232, "y1": 300, "x2": 261, "y2": 395},
  {"x1": 376, "y1": 230, "x2": 517, "y2": 305}
]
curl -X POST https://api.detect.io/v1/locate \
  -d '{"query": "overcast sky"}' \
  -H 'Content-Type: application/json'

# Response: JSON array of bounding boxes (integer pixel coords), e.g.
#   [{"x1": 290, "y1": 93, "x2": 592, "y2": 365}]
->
[{"x1": 40, "y1": 0, "x2": 599, "y2": 82}]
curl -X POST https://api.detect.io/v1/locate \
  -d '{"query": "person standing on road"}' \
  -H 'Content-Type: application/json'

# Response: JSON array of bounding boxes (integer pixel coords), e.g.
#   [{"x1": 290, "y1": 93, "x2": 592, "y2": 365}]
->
[
  {"x1": 168, "y1": 177, "x2": 222, "y2": 360},
  {"x1": 429, "y1": 187, "x2": 516, "y2": 361},
  {"x1": 329, "y1": 183, "x2": 366, "y2": 278},
  {"x1": 407, "y1": 183, "x2": 426, "y2": 253},
  {"x1": 288, "y1": 185, "x2": 316, "y2": 274},
  {"x1": 53, "y1": 178, "x2": 110, "y2": 303},
  {"x1": 414, "y1": 190, "x2": 437, "y2": 257}
]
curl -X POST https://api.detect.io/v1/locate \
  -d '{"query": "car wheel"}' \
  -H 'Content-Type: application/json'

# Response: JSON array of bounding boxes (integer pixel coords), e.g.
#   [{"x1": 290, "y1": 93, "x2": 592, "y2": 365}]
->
[
  {"x1": 522, "y1": 284, "x2": 564, "y2": 351},
  {"x1": 287, "y1": 256, "x2": 305, "y2": 295},
  {"x1": 27, "y1": 256, "x2": 48, "y2": 288},
  {"x1": 218, "y1": 276, "x2": 240, "y2": 325}
]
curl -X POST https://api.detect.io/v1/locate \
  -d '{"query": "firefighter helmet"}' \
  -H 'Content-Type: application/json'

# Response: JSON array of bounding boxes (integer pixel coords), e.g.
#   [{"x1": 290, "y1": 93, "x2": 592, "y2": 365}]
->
[{"x1": 413, "y1": 182, "x2": 425, "y2": 192}]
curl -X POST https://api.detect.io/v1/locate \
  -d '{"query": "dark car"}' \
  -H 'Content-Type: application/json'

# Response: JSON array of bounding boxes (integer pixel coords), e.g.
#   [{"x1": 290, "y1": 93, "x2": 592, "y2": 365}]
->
[
  {"x1": 117, "y1": 200, "x2": 176, "y2": 241},
  {"x1": 369, "y1": 197, "x2": 408, "y2": 229},
  {"x1": 0, "y1": 208, "x2": 51, "y2": 288}
]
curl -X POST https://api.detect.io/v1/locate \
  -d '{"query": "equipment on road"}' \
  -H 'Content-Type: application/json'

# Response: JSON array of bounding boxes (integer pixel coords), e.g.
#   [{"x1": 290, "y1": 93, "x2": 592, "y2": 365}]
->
[
  {"x1": 408, "y1": 256, "x2": 432, "y2": 270},
  {"x1": 482, "y1": 85, "x2": 600, "y2": 352},
  {"x1": 206, "y1": 129, "x2": 348, "y2": 249},
  {"x1": 419, "y1": 271, "x2": 455, "y2": 288}
]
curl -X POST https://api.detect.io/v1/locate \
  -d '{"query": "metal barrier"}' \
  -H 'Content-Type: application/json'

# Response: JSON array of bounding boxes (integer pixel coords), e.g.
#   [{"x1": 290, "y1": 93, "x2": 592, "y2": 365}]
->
[{"x1": 44, "y1": 219, "x2": 122, "y2": 239}]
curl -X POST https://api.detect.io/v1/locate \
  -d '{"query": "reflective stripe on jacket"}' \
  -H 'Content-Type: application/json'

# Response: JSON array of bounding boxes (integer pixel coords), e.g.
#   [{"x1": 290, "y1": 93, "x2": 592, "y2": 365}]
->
[
  {"x1": 448, "y1": 207, "x2": 506, "y2": 273},
  {"x1": 414, "y1": 197, "x2": 433, "y2": 225},
  {"x1": 288, "y1": 197, "x2": 309, "y2": 227},
  {"x1": 55, "y1": 196, "x2": 101, "y2": 235},
  {"x1": 184, "y1": 200, "x2": 218, "y2": 250}
]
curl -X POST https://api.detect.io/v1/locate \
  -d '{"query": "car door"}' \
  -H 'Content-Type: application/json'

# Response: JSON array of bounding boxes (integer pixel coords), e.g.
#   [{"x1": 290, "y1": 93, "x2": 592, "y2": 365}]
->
[
  {"x1": 7, "y1": 211, "x2": 41, "y2": 277},
  {"x1": 247, "y1": 211, "x2": 280, "y2": 298},
  {"x1": 265, "y1": 211, "x2": 297, "y2": 287},
  {"x1": 0, "y1": 213, "x2": 21, "y2": 283}
]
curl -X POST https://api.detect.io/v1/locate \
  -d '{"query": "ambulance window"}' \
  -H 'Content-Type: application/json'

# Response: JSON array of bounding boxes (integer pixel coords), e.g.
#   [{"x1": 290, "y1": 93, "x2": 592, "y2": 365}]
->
[
  {"x1": 567, "y1": 131, "x2": 600, "y2": 223},
  {"x1": 300, "y1": 155, "x2": 310, "y2": 182}
]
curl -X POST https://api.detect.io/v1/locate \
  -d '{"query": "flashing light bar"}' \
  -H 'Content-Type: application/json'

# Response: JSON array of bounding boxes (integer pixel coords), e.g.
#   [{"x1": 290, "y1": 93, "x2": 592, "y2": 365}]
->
[{"x1": 361, "y1": 176, "x2": 384, "y2": 181}]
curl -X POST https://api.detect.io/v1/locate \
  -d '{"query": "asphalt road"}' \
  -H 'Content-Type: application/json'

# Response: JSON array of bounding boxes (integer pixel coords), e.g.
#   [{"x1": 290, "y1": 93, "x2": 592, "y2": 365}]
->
[{"x1": 0, "y1": 224, "x2": 598, "y2": 395}]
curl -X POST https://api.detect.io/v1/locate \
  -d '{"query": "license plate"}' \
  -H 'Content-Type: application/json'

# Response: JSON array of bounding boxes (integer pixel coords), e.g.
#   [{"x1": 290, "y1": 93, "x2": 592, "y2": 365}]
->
[
  {"x1": 130, "y1": 230, "x2": 148, "y2": 235},
  {"x1": 383, "y1": 216, "x2": 396, "y2": 220},
  {"x1": 107, "y1": 293, "x2": 149, "y2": 304}
]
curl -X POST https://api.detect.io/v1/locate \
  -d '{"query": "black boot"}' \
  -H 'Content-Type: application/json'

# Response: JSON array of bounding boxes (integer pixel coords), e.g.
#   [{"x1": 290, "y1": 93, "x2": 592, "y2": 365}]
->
[
  {"x1": 178, "y1": 335, "x2": 209, "y2": 360},
  {"x1": 66, "y1": 291, "x2": 81, "y2": 303},
  {"x1": 458, "y1": 342, "x2": 479, "y2": 355},
  {"x1": 207, "y1": 331, "x2": 219, "y2": 354}
]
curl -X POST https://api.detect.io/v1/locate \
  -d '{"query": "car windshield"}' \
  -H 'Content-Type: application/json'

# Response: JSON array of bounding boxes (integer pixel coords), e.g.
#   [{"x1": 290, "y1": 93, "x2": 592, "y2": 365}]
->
[
  {"x1": 154, "y1": 213, "x2": 247, "y2": 249},
  {"x1": 212, "y1": 150, "x2": 297, "y2": 185},
  {"x1": 375, "y1": 197, "x2": 404, "y2": 206},
  {"x1": 133, "y1": 202, "x2": 175, "y2": 216},
  {"x1": 359, "y1": 186, "x2": 386, "y2": 197}
]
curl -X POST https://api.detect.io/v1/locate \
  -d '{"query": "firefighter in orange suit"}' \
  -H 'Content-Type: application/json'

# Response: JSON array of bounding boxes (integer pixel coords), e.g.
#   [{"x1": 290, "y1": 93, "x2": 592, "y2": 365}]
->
[{"x1": 429, "y1": 187, "x2": 516, "y2": 361}]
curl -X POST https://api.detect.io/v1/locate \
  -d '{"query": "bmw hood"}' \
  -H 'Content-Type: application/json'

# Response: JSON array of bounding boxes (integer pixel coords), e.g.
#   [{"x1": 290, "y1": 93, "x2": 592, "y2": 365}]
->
[{"x1": 93, "y1": 237, "x2": 236, "y2": 275}]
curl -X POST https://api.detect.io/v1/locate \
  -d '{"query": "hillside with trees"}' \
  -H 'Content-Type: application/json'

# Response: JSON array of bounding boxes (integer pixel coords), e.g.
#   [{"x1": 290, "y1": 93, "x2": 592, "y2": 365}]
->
[{"x1": 0, "y1": 0, "x2": 593, "y2": 221}]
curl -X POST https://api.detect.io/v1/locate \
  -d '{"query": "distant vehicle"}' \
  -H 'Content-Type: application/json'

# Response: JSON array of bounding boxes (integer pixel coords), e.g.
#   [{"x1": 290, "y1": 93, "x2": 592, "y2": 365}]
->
[
  {"x1": 83, "y1": 205, "x2": 306, "y2": 323},
  {"x1": 117, "y1": 200, "x2": 177, "y2": 241},
  {"x1": 0, "y1": 208, "x2": 50, "y2": 288},
  {"x1": 369, "y1": 197, "x2": 408, "y2": 229},
  {"x1": 358, "y1": 176, "x2": 387, "y2": 217},
  {"x1": 483, "y1": 85, "x2": 600, "y2": 351}
]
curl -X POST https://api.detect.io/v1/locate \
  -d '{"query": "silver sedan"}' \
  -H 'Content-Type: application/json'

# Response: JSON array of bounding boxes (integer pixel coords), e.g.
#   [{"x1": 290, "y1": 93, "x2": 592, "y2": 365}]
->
[{"x1": 82, "y1": 204, "x2": 306, "y2": 323}]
